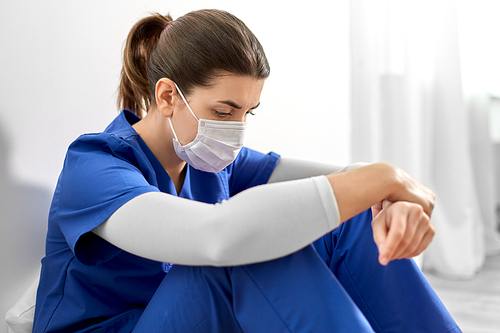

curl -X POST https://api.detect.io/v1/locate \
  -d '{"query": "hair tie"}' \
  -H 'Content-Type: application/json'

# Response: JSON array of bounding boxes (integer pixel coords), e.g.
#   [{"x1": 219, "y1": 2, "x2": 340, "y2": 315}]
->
[{"x1": 163, "y1": 22, "x2": 171, "y2": 30}]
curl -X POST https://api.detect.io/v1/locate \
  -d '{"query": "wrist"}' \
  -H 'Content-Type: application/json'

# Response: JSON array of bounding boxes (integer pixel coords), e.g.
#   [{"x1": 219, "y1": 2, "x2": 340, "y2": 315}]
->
[
  {"x1": 377, "y1": 162, "x2": 415, "y2": 205},
  {"x1": 326, "y1": 162, "x2": 402, "y2": 222},
  {"x1": 375, "y1": 162, "x2": 403, "y2": 200}
]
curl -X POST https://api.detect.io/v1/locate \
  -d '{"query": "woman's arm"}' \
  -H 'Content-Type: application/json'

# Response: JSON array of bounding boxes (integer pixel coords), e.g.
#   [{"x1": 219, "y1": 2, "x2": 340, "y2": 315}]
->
[
  {"x1": 94, "y1": 176, "x2": 338, "y2": 266},
  {"x1": 93, "y1": 162, "x2": 434, "y2": 266},
  {"x1": 269, "y1": 157, "x2": 435, "y2": 265},
  {"x1": 327, "y1": 162, "x2": 434, "y2": 221},
  {"x1": 268, "y1": 157, "x2": 368, "y2": 183},
  {"x1": 327, "y1": 164, "x2": 435, "y2": 265}
]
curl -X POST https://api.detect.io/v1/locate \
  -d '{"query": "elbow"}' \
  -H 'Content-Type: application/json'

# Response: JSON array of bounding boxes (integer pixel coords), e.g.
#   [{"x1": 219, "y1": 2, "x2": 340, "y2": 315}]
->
[
  {"x1": 194, "y1": 198, "x2": 261, "y2": 266},
  {"x1": 199, "y1": 215, "x2": 246, "y2": 266},
  {"x1": 202, "y1": 232, "x2": 240, "y2": 267}
]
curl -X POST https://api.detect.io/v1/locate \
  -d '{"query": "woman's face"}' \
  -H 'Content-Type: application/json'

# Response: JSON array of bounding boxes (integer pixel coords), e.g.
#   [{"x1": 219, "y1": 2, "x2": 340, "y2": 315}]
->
[{"x1": 172, "y1": 74, "x2": 264, "y2": 145}]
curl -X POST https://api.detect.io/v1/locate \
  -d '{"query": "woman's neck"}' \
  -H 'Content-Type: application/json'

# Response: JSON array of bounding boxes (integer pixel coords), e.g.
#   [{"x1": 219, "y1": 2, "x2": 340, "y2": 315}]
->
[{"x1": 132, "y1": 110, "x2": 186, "y2": 193}]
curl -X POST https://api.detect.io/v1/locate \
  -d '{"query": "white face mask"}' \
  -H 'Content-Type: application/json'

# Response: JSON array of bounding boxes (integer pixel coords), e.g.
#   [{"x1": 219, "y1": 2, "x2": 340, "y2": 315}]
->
[{"x1": 167, "y1": 83, "x2": 246, "y2": 173}]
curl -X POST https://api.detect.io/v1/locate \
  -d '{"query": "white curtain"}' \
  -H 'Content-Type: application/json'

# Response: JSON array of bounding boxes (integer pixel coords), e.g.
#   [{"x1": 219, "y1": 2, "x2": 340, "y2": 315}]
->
[{"x1": 350, "y1": 0, "x2": 500, "y2": 278}]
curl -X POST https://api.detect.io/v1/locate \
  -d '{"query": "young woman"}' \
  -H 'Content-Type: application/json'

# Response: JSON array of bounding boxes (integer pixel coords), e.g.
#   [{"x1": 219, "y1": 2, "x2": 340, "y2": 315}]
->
[{"x1": 33, "y1": 9, "x2": 460, "y2": 333}]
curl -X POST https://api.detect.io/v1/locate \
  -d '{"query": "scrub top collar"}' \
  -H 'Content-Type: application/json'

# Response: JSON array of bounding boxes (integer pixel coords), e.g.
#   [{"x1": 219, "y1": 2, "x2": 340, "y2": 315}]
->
[
  {"x1": 109, "y1": 109, "x2": 192, "y2": 197},
  {"x1": 103, "y1": 109, "x2": 141, "y2": 138},
  {"x1": 137, "y1": 135, "x2": 192, "y2": 196}
]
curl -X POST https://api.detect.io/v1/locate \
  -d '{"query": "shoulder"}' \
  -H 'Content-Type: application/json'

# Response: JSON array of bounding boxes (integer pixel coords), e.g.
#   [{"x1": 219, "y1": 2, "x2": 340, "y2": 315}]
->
[
  {"x1": 69, "y1": 131, "x2": 133, "y2": 153},
  {"x1": 65, "y1": 110, "x2": 139, "y2": 153},
  {"x1": 56, "y1": 132, "x2": 151, "y2": 200},
  {"x1": 65, "y1": 131, "x2": 143, "y2": 166},
  {"x1": 227, "y1": 147, "x2": 280, "y2": 195}
]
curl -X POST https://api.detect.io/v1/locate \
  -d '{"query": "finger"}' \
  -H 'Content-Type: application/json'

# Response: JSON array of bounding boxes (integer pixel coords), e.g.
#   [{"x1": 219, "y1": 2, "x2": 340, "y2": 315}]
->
[
  {"x1": 392, "y1": 228, "x2": 415, "y2": 260},
  {"x1": 371, "y1": 211, "x2": 389, "y2": 264},
  {"x1": 400, "y1": 212, "x2": 430, "y2": 258},
  {"x1": 407, "y1": 224, "x2": 435, "y2": 259},
  {"x1": 382, "y1": 199, "x2": 392, "y2": 210},
  {"x1": 417, "y1": 183, "x2": 435, "y2": 218},
  {"x1": 391, "y1": 206, "x2": 422, "y2": 259},
  {"x1": 371, "y1": 202, "x2": 383, "y2": 219},
  {"x1": 378, "y1": 211, "x2": 406, "y2": 265}
]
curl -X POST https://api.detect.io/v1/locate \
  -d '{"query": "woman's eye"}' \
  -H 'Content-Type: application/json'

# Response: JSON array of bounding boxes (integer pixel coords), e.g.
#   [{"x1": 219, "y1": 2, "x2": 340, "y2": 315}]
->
[
  {"x1": 215, "y1": 111, "x2": 231, "y2": 118},
  {"x1": 246, "y1": 111, "x2": 255, "y2": 116}
]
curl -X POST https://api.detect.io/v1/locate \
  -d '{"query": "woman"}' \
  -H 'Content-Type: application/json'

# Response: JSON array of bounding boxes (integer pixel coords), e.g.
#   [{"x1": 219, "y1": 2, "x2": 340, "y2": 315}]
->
[{"x1": 33, "y1": 9, "x2": 460, "y2": 332}]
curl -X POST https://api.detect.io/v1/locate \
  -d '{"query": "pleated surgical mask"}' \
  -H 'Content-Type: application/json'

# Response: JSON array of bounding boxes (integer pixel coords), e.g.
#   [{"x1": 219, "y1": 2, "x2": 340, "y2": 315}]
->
[{"x1": 167, "y1": 83, "x2": 246, "y2": 173}]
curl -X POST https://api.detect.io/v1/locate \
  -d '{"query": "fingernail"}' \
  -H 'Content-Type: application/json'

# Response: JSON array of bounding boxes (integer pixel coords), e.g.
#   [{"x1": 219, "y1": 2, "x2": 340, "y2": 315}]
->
[{"x1": 380, "y1": 256, "x2": 388, "y2": 265}]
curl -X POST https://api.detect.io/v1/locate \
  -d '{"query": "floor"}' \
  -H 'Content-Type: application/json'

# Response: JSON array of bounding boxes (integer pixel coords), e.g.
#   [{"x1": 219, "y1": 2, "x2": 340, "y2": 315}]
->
[{"x1": 424, "y1": 254, "x2": 500, "y2": 333}]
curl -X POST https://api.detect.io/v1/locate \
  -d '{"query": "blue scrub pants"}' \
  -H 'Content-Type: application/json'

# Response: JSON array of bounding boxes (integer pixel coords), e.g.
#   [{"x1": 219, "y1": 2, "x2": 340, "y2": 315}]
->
[{"x1": 133, "y1": 210, "x2": 461, "y2": 332}]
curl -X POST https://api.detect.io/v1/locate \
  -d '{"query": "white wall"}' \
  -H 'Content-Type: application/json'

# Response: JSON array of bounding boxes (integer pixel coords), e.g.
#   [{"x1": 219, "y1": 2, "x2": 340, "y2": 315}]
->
[{"x1": 0, "y1": 0, "x2": 350, "y2": 330}]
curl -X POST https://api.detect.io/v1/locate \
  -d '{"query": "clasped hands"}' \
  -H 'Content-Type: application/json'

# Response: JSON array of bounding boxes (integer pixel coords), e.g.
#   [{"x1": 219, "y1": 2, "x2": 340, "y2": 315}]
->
[{"x1": 371, "y1": 176, "x2": 435, "y2": 266}]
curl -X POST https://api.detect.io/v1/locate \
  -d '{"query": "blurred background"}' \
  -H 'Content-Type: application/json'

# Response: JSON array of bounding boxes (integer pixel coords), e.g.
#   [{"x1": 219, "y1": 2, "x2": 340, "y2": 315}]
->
[{"x1": 1, "y1": 0, "x2": 499, "y2": 331}]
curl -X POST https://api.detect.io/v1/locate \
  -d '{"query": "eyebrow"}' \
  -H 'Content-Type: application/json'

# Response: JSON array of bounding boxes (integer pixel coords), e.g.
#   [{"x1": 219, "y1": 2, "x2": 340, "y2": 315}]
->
[{"x1": 218, "y1": 100, "x2": 261, "y2": 110}]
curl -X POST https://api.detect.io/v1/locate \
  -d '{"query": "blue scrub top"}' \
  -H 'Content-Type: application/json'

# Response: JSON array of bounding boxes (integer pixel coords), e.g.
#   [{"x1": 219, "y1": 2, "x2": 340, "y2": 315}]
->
[{"x1": 33, "y1": 110, "x2": 280, "y2": 333}]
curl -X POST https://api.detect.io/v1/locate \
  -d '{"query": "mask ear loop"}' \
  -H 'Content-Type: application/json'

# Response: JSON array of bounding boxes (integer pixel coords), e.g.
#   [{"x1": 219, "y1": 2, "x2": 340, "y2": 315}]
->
[
  {"x1": 174, "y1": 83, "x2": 199, "y2": 122},
  {"x1": 167, "y1": 117, "x2": 179, "y2": 141}
]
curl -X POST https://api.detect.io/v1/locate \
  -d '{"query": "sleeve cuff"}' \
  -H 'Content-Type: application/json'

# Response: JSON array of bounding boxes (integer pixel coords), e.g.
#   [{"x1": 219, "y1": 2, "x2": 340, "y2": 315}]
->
[{"x1": 311, "y1": 175, "x2": 341, "y2": 230}]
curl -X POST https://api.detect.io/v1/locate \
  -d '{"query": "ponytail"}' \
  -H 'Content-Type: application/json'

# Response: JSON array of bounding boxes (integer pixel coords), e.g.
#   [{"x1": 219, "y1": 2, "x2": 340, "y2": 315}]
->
[{"x1": 118, "y1": 13, "x2": 172, "y2": 117}]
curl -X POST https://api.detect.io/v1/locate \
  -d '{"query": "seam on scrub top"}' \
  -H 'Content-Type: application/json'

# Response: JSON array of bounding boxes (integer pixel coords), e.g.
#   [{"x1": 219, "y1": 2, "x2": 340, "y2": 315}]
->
[
  {"x1": 73, "y1": 185, "x2": 154, "y2": 261},
  {"x1": 42, "y1": 256, "x2": 75, "y2": 332},
  {"x1": 334, "y1": 250, "x2": 383, "y2": 333},
  {"x1": 240, "y1": 266, "x2": 293, "y2": 333},
  {"x1": 216, "y1": 171, "x2": 230, "y2": 200}
]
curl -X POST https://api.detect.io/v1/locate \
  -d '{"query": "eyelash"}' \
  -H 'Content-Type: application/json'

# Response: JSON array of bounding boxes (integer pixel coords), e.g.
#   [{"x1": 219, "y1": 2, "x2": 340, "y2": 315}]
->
[
  {"x1": 214, "y1": 110, "x2": 255, "y2": 118},
  {"x1": 215, "y1": 111, "x2": 231, "y2": 118}
]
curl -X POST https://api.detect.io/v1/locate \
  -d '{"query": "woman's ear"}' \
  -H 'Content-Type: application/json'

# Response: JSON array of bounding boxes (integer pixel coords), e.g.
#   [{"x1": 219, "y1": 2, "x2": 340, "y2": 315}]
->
[{"x1": 155, "y1": 78, "x2": 177, "y2": 117}]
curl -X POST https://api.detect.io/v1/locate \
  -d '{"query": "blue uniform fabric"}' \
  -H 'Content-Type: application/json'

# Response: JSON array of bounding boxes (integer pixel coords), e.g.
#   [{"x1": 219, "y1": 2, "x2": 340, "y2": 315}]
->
[
  {"x1": 33, "y1": 110, "x2": 280, "y2": 332},
  {"x1": 33, "y1": 109, "x2": 461, "y2": 332},
  {"x1": 132, "y1": 210, "x2": 461, "y2": 333}
]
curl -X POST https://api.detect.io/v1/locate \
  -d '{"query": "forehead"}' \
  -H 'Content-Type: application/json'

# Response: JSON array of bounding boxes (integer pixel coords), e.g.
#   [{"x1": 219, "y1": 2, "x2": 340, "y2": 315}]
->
[{"x1": 192, "y1": 74, "x2": 265, "y2": 105}]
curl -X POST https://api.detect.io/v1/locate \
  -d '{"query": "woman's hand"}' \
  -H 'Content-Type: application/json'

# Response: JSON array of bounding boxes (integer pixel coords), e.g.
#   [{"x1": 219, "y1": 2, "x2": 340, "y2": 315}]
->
[
  {"x1": 385, "y1": 166, "x2": 436, "y2": 218},
  {"x1": 327, "y1": 162, "x2": 436, "y2": 265},
  {"x1": 328, "y1": 163, "x2": 435, "y2": 222},
  {"x1": 371, "y1": 200, "x2": 435, "y2": 265}
]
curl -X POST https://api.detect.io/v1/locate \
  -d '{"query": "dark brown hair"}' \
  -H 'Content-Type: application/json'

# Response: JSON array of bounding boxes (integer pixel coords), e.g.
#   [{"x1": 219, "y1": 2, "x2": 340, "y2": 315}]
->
[{"x1": 118, "y1": 9, "x2": 270, "y2": 117}]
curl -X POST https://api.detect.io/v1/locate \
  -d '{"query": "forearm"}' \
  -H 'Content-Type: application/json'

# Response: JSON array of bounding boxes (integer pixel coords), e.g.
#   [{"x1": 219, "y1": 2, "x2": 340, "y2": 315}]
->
[
  {"x1": 324, "y1": 162, "x2": 433, "y2": 223},
  {"x1": 269, "y1": 157, "x2": 384, "y2": 222},
  {"x1": 93, "y1": 176, "x2": 339, "y2": 266}
]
